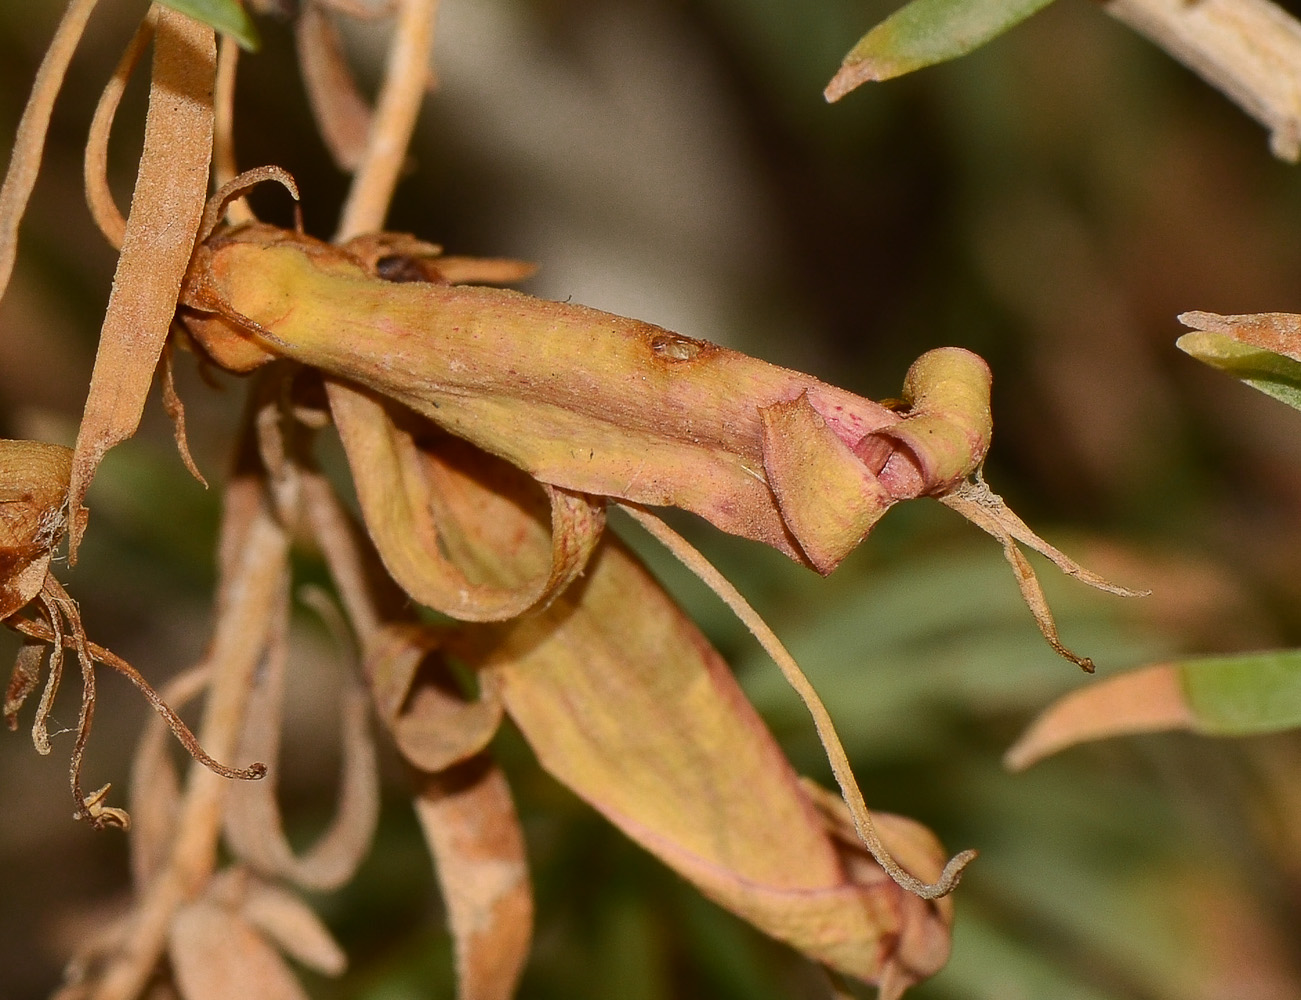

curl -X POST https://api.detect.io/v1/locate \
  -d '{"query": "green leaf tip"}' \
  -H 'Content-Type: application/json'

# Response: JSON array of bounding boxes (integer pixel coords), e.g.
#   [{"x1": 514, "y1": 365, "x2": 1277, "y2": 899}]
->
[
  {"x1": 159, "y1": 0, "x2": 260, "y2": 51},
  {"x1": 1177, "y1": 325, "x2": 1301, "y2": 414},
  {"x1": 1005, "y1": 649, "x2": 1301, "y2": 771},
  {"x1": 825, "y1": 0, "x2": 1059, "y2": 101},
  {"x1": 1181, "y1": 650, "x2": 1301, "y2": 736}
]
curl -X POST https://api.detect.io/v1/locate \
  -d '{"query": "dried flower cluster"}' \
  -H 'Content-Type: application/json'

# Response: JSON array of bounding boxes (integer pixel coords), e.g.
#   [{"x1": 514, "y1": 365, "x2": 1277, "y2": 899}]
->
[{"x1": 0, "y1": 1, "x2": 1142, "y2": 998}]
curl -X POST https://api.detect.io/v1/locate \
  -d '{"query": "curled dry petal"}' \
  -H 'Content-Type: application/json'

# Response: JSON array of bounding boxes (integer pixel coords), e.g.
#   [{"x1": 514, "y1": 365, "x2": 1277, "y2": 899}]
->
[
  {"x1": 366, "y1": 621, "x2": 504, "y2": 772},
  {"x1": 802, "y1": 781, "x2": 954, "y2": 993},
  {"x1": 223, "y1": 583, "x2": 379, "y2": 892},
  {"x1": 84, "y1": 10, "x2": 157, "y2": 249},
  {"x1": 327, "y1": 382, "x2": 608, "y2": 621},
  {"x1": 179, "y1": 225, "x2": 992, "y2": 573}
]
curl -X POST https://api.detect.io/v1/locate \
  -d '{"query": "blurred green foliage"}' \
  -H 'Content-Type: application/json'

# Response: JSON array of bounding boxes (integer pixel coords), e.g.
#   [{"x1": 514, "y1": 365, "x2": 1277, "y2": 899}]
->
[{"x1": 4, "y1": 0, "x2": 1301, "y2": 998}]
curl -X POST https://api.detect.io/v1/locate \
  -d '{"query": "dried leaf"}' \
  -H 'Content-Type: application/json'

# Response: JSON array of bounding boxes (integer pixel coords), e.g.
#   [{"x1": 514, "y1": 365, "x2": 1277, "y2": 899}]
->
[
  {"x1": 1005, "y1": 664, "x2": 1193, "y2": 770},
  {"x1": 160, "y1": 343, "x2": 208, "y2": 486},
  {"x1": 412, "y1": 758, "x2": 532, "y2": 1000},
  {"x1": 296, "y1": 2, "x2": 374, "y2": 172},
  {"x1": 212, "y1": 36, "x2": 244, "y2": 206},
  {"x1": 1104, "y1": 0, "x2": 1301, "y2": 161},
  {"x1": 300, "y1": 467, "x2": 411, "y2": 645},
  {"x1": 1178, "y1": 311, "x2": 1301, "y2": 411},
  {"x1": 825, "y1": 0, "x2": 1058, "y2": 100},
  {"x1": 169, "y1": 900, "x2": 309, "y2": 1000},
  {"x1": 240, "y1": 879, "x2": 347, "y2": 976},
  {"x1": 68, "y1": 7, "x2": 216, "y2": 560},
  {"x1": 129, "y1": 667, "x2": 209, "y2": 889},
  {"x1": 84, "y1": 11, "x2": 157, "y2": 249},
  {"x1": 70, "y1": 467, "x2": 284, "y2": 998},
  {"x1": 223, "y1": 584, "x2": 380, "y2": 890},
  {"x1": 1007, "y1": 649, "x2": 1301, "y2": 769},
  {"x1": 0, "y1": 0, "x2": 101, "y2": 303}
]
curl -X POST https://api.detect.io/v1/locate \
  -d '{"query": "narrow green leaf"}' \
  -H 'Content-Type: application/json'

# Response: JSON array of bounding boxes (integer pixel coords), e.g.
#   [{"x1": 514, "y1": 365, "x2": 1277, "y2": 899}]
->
[
  {"x1": 825, "y1": 0, "x2": 1058, "y2": 100},
  {"x1": 1176, "y1": 330, "x2": 1301, "y2": 413},
  {"x1": 1181, "y1": 649, "x2": 1301, "y2": 736},
  {"x1": 159, "y1": 0, "x2": 259, "y2": 51}
]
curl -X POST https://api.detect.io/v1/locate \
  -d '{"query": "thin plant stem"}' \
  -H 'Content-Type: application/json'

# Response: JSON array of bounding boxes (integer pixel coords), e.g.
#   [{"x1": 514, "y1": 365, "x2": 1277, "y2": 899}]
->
[
  {"x1": 89, "y1": 505, "x2": 289, "y2": 1000},
  {"x1": 213, "y1": 34, "x2": 254, "y2": 224},
  {"x1": 334, "y1": 0, "x2": 439, "y2": 240}
]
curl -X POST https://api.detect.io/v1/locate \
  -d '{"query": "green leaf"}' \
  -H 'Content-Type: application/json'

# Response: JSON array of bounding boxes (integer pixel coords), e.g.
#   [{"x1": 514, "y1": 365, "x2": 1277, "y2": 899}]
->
[
  {"x1": 1181, "y1": 649, "x2": 1301, "y2": 736},
  {"x1": 159, "y1": 0, "x2": 260, "y2": 51},
  {"x1": 825, "y1": 0, "x2": 1059, "y2": 100},
  {"x1": 1176, "y1": 330, "x2": 1301, "y2": 413}
]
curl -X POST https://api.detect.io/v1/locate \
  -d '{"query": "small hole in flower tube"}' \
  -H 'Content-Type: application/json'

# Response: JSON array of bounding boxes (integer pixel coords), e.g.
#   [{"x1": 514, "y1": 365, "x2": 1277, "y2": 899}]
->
[{"x1": 650, "y1": 333, "x2": 702, "y2": 361}]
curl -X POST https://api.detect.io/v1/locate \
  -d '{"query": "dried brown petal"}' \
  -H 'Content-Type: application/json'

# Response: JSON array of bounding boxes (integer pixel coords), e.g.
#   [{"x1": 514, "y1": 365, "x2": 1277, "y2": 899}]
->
[
  {"x1": 240, "y1": 879, "x2": 347, "y2": 976},
  {"x1": 0, "y1": 0, "x2": 102, "y2": 301},
  {"x1": 169, "y1": 900, "x2": 310, "y2": 1000},
  {"x1": 413, "y1": 759, "x2": 532, "y2": 1000},
  {"x1": 328, "y1": 384, "x2": 606, "y2": 621},
  {"x1": 224, "y1": 580, "x2": 379, "y2": 891},
  {"x1": 129, "y1": 667, "x2": 209, "y2": 890},
  {"x1": 367, "y1": 622, "x2": 504, "y2": 771},
  {"x1": 296, "y1": 2, "x2": 374, "y2": 172},
  {"x1": 4, "y1": 638, "x2": 47, "y2": 728}
]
